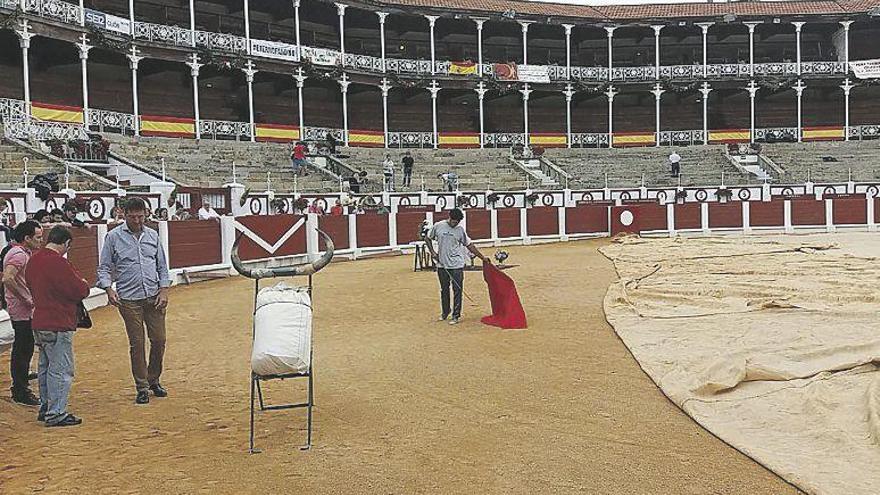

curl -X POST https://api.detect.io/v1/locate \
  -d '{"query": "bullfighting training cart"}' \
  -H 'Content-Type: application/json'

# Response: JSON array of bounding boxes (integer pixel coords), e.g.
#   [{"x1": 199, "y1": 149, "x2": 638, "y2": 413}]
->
[{"x1": 231, "y1": 230, "x2": 335, "y2": 454}]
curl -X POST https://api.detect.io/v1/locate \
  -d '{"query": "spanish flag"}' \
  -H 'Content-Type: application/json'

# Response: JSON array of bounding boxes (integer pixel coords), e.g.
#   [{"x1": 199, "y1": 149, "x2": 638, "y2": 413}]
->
[
  {"x1": 449, "y1": 61, "x2": 477, "y2": 75},
  {"x1": 32, "y1": 102, "x2": 83, "y2": 124},
  {"x1": 140, "y1": 115, "x2": 195, "y2": 138},
  {"x1": 256, "y1": 123, "x2": 300, "y2": 142}
]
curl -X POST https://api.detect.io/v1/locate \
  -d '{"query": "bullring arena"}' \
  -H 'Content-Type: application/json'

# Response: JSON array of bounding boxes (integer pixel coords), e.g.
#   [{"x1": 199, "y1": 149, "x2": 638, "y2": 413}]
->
[{"x1": 2, "y1": 0, "x2": 880, "y2": 491}]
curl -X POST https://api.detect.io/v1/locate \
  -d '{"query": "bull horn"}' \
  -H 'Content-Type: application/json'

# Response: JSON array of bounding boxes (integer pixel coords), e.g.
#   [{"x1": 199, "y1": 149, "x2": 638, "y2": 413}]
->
[{"x1": 231, "y1": 229, "x2": 335, "y2": 279}]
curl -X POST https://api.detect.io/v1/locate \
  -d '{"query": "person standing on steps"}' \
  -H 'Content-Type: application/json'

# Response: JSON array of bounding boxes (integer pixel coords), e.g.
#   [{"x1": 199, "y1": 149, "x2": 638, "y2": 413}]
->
[
  {"x1": 26, "y1": 226, "x2": 90, "y2": 427},
  {"x1": 97, "y1": 197, "x2": 171, "y2": 405},
  {"x1": 668, "y1": 151, "x2": 682, "y2": 177},
  {"x1": 425, "y1": 208, "x2": 489, "y2": 325},
  {"x1": 383, "y1": 154, "x2": 395, "y2": 192},
  {"x1": 402, "y1": 151, "x2": 414, "y2": 188},
  {"x1": 4, "y1": 220, "x2": 43, "y2": 406}
]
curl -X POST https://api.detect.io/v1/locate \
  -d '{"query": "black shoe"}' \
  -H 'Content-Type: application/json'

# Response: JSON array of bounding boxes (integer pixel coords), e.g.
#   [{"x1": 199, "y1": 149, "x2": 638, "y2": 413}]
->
[
  {"x1": 12, "y1": 389, "x2": 40, "y2": 407},
  {"x1": 46, "y1": 414, "x2": 82, "y2": 427},
  {"x1": 28, "y1": 372, "x2": 38, "y2": 381},
  {"x1": 136, "y1": 391, "x2": 150, "y2": 404},
  {"x1": 37, "y1": 411, "x2": 45, "y2": 422},
  {"x1": 149, "y1": 384, "x2": 168, "y2": 398}
]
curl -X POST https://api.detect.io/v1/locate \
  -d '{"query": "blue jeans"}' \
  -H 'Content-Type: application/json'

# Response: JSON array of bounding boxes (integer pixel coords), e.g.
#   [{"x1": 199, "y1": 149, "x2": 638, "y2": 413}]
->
[{"x1": 33, "y1": 330, "x2": 75, "y2": 425}]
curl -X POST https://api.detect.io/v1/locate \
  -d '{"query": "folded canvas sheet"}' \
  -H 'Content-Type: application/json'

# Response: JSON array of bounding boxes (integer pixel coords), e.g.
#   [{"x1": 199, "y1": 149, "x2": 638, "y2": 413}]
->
[{"x1": 600, "y1": 233, "x2": 880, "y2": 495}]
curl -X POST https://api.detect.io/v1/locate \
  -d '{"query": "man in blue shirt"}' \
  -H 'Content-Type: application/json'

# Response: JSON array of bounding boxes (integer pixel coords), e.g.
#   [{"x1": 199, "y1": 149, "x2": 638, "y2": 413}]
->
[{"x1": 97, "y1": 197, "x2": 171, "y2": 405}]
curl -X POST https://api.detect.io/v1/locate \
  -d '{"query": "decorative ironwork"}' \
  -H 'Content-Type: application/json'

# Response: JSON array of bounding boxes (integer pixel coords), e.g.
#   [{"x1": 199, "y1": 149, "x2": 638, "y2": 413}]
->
[
  {"x1": 659, "y1": 130, "x2": 704, "y2": 146},
  {"x1": 302, "y1": 126, "x2": 345, "y2": 142},
  {"x1": 570, "y1": 133, "x2": 610, "y2": 148},
  {"x1": 0, "y1": 98, "x2": 27, "y2": 123},
  {"x1": 195, "y1": 30, "x2": 247, "y2": 55},
  {"x1": 87, "y1": 108, "x2": 136, "y2": 135},
  {"x1": 755, "y1": 127, "x2": 798, "y2": 143},
  {"x1": 387, "y1": 131, "x2": 433, "y2": 148},
  {"x1": 4, "y1": 119, "x2": 89, "y2": 141},
  {"x1": 134, "y1": 21, "x2": 193, "y2": 47},
  {"x1": 24, "y1": 0, "x2": 79, "y2": 24},
  {"x1": 850, "y1": 125, "x2": 880, "y2": 140},
  {"x1": 484, "y1": 133, "x2": 525, "y2": 148},
  {"x1": 199, "y1": 120, "x2": 251, "y2": 140}
]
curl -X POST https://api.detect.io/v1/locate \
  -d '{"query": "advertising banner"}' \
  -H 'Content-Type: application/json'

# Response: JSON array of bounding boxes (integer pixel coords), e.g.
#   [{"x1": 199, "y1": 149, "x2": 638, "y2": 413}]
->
[
  {"x1": 250, "y1": 39, "x2": 299, "y2": 62},
  {"x1": 850, "y1": 59, "x2": 880, "y2": 79},
  {"x1": 517, "y1": 65, "x2": 550, "y2": 83}
]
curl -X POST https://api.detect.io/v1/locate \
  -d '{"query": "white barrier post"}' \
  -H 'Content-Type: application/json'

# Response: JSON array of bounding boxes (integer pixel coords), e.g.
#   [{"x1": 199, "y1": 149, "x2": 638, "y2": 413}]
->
[
  {"x1": 219, "y1": 216, "x2": 235, "y2": 267},
  {"x1": 558, "y1": 206, "x2": 568, "y2": 241},
  {"x1": 868, "y1": 197, "x2": 876, "y2": 232},
  {"x1": 348, "y1": 213, "x2": 359, "y2": 259},
  {"x1": 825, "y1": 199, "x2": 835, "y2": 233},
  {"x1": 158, "y1": 221, "x2": 171, "y2": 268},
  {"x1": 742, "y1": 201, "x2": 752, "y2": 234},
  {"x1": 520, "y1": 208, "x2": 530, "y2": 245},
  {"x1": 96, "y1": 223, "x2": 108, "y2": 259},
  {"x1": 388, "y1": 212, "x2": 398, "y2": 249},
  {"x1": 666, "y1": 203, "x2": 675, "y2": 237},
  {"x1": 701, "y1": 202, "x2": 709, "y2": 234},
  {"x1": 306, "y1": 213, "x2": 319, "y2": 261},
  {"x1": 490, "y1": 208, "x2": 499, "y2": 246},
  {"x1": 784, "y1": 200, "x2": 793, "y2": 233}
]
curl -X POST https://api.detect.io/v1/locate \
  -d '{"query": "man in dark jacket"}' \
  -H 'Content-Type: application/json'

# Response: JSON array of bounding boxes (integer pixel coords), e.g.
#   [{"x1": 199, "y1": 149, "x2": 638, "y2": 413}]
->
[{"x1": 25, "y1": 226, "x2": 90, "y2": 427}]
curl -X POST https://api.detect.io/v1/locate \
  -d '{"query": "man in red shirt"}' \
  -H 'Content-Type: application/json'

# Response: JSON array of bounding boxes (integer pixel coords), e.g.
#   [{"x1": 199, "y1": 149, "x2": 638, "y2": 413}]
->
[
  {"x1": 25, "y1": 226, "x2": 90, "y2": 427},
  {"x1": 291, "y1": 141, "x2": 308, "y2": 176},
  {"x1": 3, "y1": 220, "x2": 43, "y2": 406}
]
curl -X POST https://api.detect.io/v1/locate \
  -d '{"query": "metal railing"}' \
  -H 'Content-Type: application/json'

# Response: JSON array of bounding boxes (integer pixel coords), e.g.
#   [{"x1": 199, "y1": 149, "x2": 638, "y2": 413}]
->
[
  {"x1": 87, "y1": 108, "x2": 136, "y2": 135},
  {"x1": 302, "y1": 126, "x2": 345, "y2": 142},
  {"x1": 199, "y1": 120, "x2": 252, "y2": 140},
  {"x1": 484, "y1": 133, "x2": 526, "y2": 147},
  {"x1": 387, "y1": 131, "x2": 434, "y2": 148},
  {"x1": 134, "y1": 21, "x2": 193, "y2": 46},
  {"x1": 0, "y1": 98, "x2": 28, "y2": 123},
  {"x1": 3, "y1": 119, "x2": 88, "y2": 141},
  {"x1": 570, "y1": 133, "x2": 610, "y2": 148}
]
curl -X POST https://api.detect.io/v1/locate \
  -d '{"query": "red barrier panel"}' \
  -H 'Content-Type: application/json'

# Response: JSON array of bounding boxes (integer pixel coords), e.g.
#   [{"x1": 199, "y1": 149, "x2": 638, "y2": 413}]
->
[
  {"x1": 526, "y1": 206, "x2": 558, "y2": 236},
  {"x1": 497, "y1": 208, "x2": 521, "y2": 238},
  {"x1": 832, "y1": 197, "x2": 867, "y2": 225},
  {"x1": 750, "y1": 200, "x2": 784, "y2": 227},
  {"x1": 317, "y1": 215, "x2": 349, "y2": 251},
  {"x1": 611, "y1": 203, "x2": 667, "y2": 236},
  {"x1": 67, "y1": 227, "x2": 98, "y2": 286},
  {"x1": 236, "y1": 214, "x2": 307, "y2": 260},
  {"x1": 465, "y1": 209, "x2": 491, "y2": 240},
  {"x1": 566, "y1": 205, "x2": 608, "y2": 234},
  {"x1": 168, "y1": 220, "x2": 222, "y2": 269},
  {"x1": 674, "y1": 203, "x2": 701, "y2": 230},
  {"x1": 396, "y1": 211, "x2": 427, "y2": 245},
  {"x1": 356, "y1": 213, "x2": 390, "y2": 248},
  {"x1": 708, "y1": 202, "x2": 743, "y2": 229},
  {"x1": 791, "y1": 198, "x2": 825, "y2": 226}
]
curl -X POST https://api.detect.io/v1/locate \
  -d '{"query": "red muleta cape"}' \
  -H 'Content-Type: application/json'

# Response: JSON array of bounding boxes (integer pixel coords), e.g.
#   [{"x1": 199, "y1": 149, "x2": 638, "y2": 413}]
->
[{"x1": 481, "y1": 264, "x2": 527, "y2": 329}]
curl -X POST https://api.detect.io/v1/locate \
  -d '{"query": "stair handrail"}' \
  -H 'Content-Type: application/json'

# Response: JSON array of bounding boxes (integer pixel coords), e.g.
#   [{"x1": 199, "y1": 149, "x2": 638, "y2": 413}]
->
[{"x1": 537, "y1": 155, "x2": 573, "y2": 183}]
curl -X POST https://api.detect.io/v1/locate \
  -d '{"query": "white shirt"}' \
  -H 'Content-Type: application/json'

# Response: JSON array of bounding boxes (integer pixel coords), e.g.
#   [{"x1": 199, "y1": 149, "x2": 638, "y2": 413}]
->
[
  {"x1": 383, "y1": 159, "x2": 394, "y2": 175},
  {"x1": 198, "y1": 207, "x2": 220, "y2": 220},
  {"x1": 669, "y1": 152, "x2": 681, "y2": 164}
]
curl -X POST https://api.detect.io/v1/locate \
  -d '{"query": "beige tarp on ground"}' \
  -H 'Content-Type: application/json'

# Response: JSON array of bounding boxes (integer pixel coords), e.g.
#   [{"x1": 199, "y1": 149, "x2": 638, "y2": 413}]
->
[{"x1": 600, "y1": 233, "x2": 880, "y2": 495}]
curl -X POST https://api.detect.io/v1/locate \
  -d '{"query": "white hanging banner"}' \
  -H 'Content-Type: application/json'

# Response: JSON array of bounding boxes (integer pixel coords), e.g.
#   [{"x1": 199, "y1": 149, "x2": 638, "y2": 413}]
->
[
  {"x1": 850, "y1": 59, "x2": 880, "y2": 79},
  {"x1": 517, "y1": 64, "x2": 550, "y2": 83},
  {"x1": 250, "y1": 39, "x2": 300, "y2": 62},
  {"x1": 301, "y1": 47, "x2": 340, "y2": 66}
]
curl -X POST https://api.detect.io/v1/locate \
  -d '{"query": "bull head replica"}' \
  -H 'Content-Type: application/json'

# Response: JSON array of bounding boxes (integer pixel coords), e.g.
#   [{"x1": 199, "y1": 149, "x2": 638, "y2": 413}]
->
[{"x1": 231, "y1": 229, "x2": 335, "y2": 278}]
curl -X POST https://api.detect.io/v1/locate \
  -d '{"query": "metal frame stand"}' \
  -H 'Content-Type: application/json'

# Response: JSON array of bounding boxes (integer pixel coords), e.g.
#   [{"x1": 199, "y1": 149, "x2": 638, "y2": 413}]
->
[
  {"x1": 413, "y1": 241, "x2": 436, "y2": 272},
  {"x1": 249, "y1": 275, "x2": 315, "y2": 454}
]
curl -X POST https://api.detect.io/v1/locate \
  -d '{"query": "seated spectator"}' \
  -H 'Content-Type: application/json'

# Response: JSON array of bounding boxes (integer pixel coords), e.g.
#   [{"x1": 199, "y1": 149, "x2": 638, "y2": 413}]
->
[
  {"x1": 109, "y1": 205, "x2": 125, "y2": 225},
  {"x1": 197, "y1": 200, "x2": 221, "y2": 221},
  {"x1": 33, "y1": 210, "x2": 52, "y2": 227},
  {"x1": 172, "y1": 208, "x2": 192, "y2": 221},
  {"x1": 62, "y1": 204, "x2": 86, "y2": 228},
  {"x1": 50, "y1": 209, "x2": 66, "y2": 225},
  {"x1": 154, "y1": 208, "x2": 169, "y2": 221},
  {"x1": 307, "y1": 200, "x2": 325, "y2": 215},
  {"x1": 330, "y1": 200, "x2": 343, "y2": 216}
]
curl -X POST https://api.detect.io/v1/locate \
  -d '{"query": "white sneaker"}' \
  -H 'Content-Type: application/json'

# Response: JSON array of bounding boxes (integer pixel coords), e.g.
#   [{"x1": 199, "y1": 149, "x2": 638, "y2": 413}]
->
[
  {"x1": 448, "y1": 318, "x2": 460, "y2": 325},
  {"x1": 438, "y1": 316, "x2": 448, "y2": 322}
]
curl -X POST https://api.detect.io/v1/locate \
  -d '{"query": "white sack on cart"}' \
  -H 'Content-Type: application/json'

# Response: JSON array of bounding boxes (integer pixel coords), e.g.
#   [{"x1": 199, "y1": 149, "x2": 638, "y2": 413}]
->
[{"x1": 251, "y1": 282, "x2": 312, "y2": 376}]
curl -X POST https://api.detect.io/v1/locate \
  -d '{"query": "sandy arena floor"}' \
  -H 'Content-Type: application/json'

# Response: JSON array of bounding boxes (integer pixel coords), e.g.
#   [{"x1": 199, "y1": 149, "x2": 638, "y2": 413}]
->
[{"x1": 0, "y1": 240, "x2": 799, "y2": 494}]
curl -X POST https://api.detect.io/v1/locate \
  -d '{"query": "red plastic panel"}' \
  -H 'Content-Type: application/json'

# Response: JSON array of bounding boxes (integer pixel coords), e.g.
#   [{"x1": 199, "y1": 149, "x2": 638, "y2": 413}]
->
[
  {"x1": 674, "y1": 203, "x2": 702, "y2": 230},
  {"x1": 496, "y1": 208, "x2": 521, "y2": 238},
  {"x1": 565, "y1": 205, "x2": 609, "y2": 234},
  {"x1": 749, "y1": 200, "x2": 785, "y2": 228},
  {"x1": 236, "y1": 215, "x2": 307, "y2": 260},
  {"x1": 832, "y1": 197, "x2": 867, "y2": 225},
  {"x1": 465, "y1": 209, "x2": 491, "y2": 240},
  {"x1": 526, "y1": 206, "x2": 558, "y2": 236},
  {"x1": 610, "y1": 203, "x2": 667, "y2": 236},
  {"x1": 396, "y1": 212, "x2": 428, "y2": 246},
  {"x1": 67, "y1": 227, "x2": 99, "y2": 286},
  {"x1": 168, "y1": 220, "x2": 222, "y2": 269},
  {"x1": 708, "y1": 202, "x2": 743, "y2": 229},
  {"x1": 318, "y1": 215, "x2": 349, "y2": 251},
  {"x1": 356, "y1": 213, "x2": 390, "y2": 248},
  {"x1": 790, "y1": 198, "x2": 825, "y2": 226},
  {"x1": 637, "y1": 203, "x2": 668, "y2": 232}
]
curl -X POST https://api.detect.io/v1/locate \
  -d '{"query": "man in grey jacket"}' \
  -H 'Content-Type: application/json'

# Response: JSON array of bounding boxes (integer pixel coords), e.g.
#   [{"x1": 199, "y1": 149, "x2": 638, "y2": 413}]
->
[{"x1": 97, "y1": 197, "x2": 171, "y2": 405}]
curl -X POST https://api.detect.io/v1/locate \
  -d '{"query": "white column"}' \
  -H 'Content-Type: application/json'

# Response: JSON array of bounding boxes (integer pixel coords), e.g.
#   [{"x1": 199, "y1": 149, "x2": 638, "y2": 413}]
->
[
  {"x1": 475, "y1": 81, "x2": 487, "y2": 149},
  {"x1": 841, "y1": 78, "x2": 854, "y2": 141},
  {"x1": 605, "y1": 26, "x2": 616, "y2": 72},
  {"x1": 426, "y1": 15, "x2": 437, "y2": 74},
  {"x1": 840, "y1": 21, "x2": 852, "y2": 73},
  {"x1": 128, "y1": 0, "x2": 135, "y2": 35},
  {"x1": 294, "y1": 67, "x2": 306, "y2": 133},
  {"x1": 563, "y1": 84, "x2": 574, "y2": 149},
  {"x1": 697, "y1": 22, "x2": 713, "y2": 77},
  {"x1": 127, "y1": 46, "x2": 143, "y2": 136},
  {"x1": 650, "y1": 83, "x2": 664, "y2": 147},
  {"x1": 380, "y1": 78, "x2": 390, "y2": 148},
  {"x1": 76, "y1": 34, "x2": 91, "y2": 125},
  {"x1": 377, "y1": 12, "x2": 388, "y2": 72},
  {"x1": 745, "y1": 22, "x2": 761, "y2": 77},
  {"x1": 792, "y1": 22, "x2": 804, "y2": 76},
  {"x1": 428, "y1": 80, "x2": 440, "y2": 149},
  {"x1": 562, "y1": 24, "x2": 573, "y2": 80},
  {"x1": 519, "y1": 21, "x2": 533, "y2": 65},
  {"x1": 242, "y1": 60, "x2": 257, "y2": 142},
  {"x1": 243, "y1": 0, "x2": 251, "y2": 54},
  {"x1": 474, "y1": 18, "x2": 486, "y2": 76},
  {"x1": 699, "y1": 82, "x2": 712, "y2": 145},
  {"x1": 188, "y1": 0, "x2": 196, "y2": 46},
  {"x1": 794, "y1": 79, "x2": 805, "y2": 143},
  {"x1": 746, "y1": 80, "x2": 759, "y2": 143},
  {"x1": 187, "y1": 53, "x2": 202, "y2": 140},
  {"x1": 520, "y1": 83, "x2": 532, "y2": 142},
  {"x1": 294, "y1": 0, "x2": 301, "y2": 54},
  {"x1": 15, "y1": 21, "x2": 33, "y2": 116},
  {"x1": 336, "y1": 3, "x2": 347, "y2": 57},
  {"x1": 652, "y1": 25, "x2": 663, "y2": 80},
  {"x1": 339, "y1": 73, "x2": 350, "y2": 146},
  {"x1": 606, "y1": 86, "x2": 617, "y2": 148}
]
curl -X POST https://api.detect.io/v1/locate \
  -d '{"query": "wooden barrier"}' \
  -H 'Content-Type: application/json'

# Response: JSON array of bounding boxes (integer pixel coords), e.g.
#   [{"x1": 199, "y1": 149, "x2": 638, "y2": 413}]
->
[{"x1": 168, "y1": 220, "x2": 222, "y2": 269}]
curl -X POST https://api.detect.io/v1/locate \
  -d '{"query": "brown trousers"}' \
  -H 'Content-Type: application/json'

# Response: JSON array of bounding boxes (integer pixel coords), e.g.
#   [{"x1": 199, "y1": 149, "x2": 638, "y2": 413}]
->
[{"x1": 118, "y1": 297, "x2": 166, "y2": 392}]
